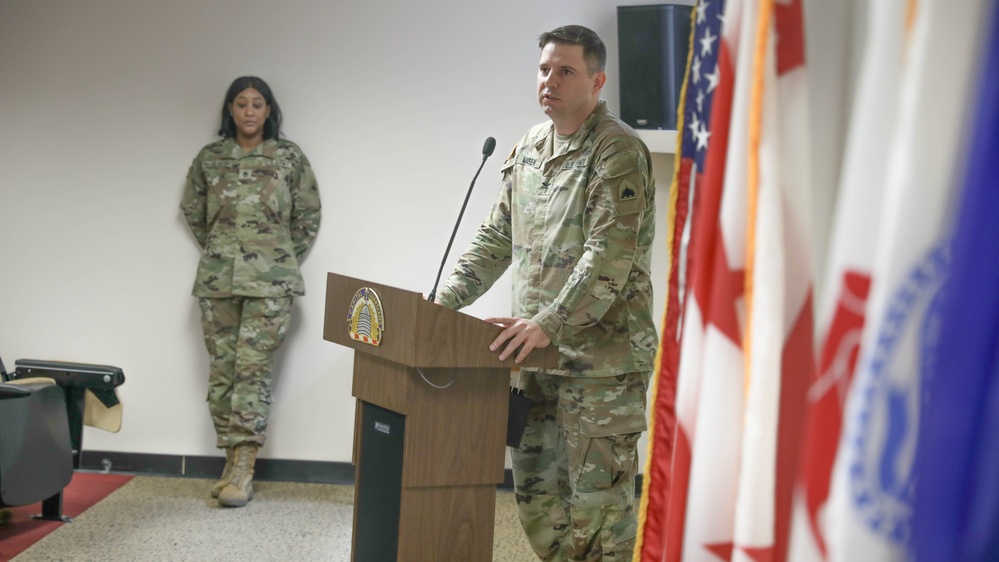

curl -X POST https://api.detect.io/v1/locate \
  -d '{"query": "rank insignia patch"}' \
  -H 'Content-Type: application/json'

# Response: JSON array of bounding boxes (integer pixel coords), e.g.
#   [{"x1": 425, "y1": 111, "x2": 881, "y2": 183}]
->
[
  {"x1": 619, "y1": 180, "x2": 637, "y2": 201},
  {"x1": 348, "y1": 287, "x2": 385, "y2": 346}
]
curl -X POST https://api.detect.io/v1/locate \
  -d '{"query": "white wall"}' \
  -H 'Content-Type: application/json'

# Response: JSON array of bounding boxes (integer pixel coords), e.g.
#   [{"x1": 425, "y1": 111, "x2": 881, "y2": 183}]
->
[
  {"x1": 0, "y1": 0, "x2": 688, "y2": 464},
  {"x1": 1, "y1": 0, "x2": 854, "y2": 470}
]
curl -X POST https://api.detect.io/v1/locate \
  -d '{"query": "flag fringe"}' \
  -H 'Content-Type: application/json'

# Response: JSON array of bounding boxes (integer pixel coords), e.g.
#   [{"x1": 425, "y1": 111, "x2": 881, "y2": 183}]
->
[
  {"x1": 634, "y1": 3, "x2": 699, "y2": 559},
  {"x1": 743, "y1": 0, "x2": 773, "y2": 402}
]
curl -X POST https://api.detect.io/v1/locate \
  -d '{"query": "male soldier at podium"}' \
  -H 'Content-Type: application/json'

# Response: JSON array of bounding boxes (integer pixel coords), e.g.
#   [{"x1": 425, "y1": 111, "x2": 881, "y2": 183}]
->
[{"x1": 435, "y1": 25, "x2": 657, "y2": 562}]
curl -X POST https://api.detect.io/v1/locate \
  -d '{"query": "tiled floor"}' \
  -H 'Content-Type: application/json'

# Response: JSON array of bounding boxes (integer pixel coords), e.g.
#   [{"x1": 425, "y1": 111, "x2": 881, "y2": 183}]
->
[{"x1": 12, "y1": 476, "x2": 537, "y2": 561}]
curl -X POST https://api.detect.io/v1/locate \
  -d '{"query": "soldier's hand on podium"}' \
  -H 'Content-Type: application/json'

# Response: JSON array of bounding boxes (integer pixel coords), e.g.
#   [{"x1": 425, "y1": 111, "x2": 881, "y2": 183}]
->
[{"x1": 485, "y1": 317, "x2": 551, "y2": 364}]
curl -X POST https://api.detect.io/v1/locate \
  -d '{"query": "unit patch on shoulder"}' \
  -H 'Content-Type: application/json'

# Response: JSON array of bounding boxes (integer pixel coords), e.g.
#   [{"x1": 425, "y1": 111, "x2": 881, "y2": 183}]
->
[{"x1": 610, "y1": 176, "x2": 647, "y2": 216}]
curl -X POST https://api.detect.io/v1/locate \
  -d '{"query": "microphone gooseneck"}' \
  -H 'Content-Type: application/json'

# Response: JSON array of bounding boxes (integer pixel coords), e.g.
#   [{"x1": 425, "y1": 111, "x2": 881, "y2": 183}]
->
[{"x1": 427, "y1": 137, "x2": 497, "y2": 304}]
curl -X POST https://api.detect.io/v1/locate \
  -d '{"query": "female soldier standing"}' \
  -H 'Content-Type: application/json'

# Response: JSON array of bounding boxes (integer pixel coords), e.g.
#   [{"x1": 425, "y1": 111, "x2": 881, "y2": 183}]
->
[{"x1": 181, "y1": 76, "x2": 321, "y2": 508}]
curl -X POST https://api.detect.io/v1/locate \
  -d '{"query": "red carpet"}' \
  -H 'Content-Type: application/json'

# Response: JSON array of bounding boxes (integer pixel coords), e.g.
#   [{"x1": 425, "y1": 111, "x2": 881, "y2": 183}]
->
[{"x1": 0, "y1": 472, "x2": 132, "y2": 560}]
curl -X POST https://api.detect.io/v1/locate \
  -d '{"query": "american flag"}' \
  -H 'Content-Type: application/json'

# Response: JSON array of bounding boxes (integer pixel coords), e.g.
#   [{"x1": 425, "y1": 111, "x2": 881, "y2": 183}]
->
[
  {"x1": 635, "y1": 0, "x2": 736, "y2": 560},
  {"x1": 637, "y1": 0, "x2": 814, "y2": 560},
  {"x1": 681, "y1": 0, "x2": 727, "y2": 174}
]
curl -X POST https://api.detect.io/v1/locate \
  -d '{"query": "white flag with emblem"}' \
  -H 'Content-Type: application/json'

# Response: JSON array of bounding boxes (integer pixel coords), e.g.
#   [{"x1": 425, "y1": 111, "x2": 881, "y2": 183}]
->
[{"x1": 825, "y1": 0, "x2": 990, "y2": 560}]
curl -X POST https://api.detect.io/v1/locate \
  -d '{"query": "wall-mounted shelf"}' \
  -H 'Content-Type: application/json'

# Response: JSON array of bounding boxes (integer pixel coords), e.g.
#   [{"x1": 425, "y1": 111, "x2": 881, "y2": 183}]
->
[{"x1": 636, "y1": 129, "x2": 678, "y2": 154}]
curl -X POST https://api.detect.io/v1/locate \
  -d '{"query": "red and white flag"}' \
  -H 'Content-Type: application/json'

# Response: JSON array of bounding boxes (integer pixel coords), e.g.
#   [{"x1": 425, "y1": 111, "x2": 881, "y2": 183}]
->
[
  {"x1": 731, "y1": 0, "x2": 814, "y2": 560},
  {"x1": 787, "y1": 1, "x2": 909, "y2": 559}
]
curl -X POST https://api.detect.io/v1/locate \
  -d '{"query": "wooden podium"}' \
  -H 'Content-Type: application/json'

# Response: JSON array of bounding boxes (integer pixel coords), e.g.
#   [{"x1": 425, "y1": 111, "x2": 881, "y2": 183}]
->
[{"x1": 324, "y1": 273, "x2": 558, "y2": 561}]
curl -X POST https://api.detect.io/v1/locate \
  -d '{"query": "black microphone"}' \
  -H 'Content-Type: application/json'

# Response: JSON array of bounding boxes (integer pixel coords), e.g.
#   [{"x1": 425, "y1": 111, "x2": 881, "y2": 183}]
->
[{"x1": 427, "y1": 137, "x2": 496, "y2": 303}]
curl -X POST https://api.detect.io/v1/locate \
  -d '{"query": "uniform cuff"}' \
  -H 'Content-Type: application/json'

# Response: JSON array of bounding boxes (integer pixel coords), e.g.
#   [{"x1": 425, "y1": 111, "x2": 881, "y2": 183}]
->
[
  {"x1": 532, "y1": 307, "x2": 564, "y2": 343},
  {"x1": 434, "y1": 286, "x2": 461, "y2": 310}
]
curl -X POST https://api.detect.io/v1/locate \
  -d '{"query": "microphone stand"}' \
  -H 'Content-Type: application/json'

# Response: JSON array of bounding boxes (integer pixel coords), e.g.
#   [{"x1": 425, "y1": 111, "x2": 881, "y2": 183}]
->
[{"x1": 427, "y1": 138, "x2": 495, "y2": 303}]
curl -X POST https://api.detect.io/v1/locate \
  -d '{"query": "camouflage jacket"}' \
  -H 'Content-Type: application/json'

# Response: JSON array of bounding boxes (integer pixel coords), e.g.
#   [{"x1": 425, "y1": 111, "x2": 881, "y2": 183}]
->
[
  {"x1": 180, "y1": 138, "x2": 321, "y2": 298},
  {"x1": 438, "y1": 101, "x2": 658, "y2": 377}
]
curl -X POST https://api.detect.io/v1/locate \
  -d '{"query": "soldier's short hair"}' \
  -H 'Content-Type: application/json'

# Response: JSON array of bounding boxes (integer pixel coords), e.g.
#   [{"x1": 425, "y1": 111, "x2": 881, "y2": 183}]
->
[
  {"x1": 538, "y1": 25, "x2": 607, "y2": 76},
  {"x1": 218, "y1": 76, "x2": 283, "y2": 140}
]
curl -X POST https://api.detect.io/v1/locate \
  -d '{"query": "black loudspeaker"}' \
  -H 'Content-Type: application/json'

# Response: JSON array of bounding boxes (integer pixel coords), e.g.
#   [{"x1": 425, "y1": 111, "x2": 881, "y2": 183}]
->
[{"x1": 618, "y1": 4, "x2": 693, "y2": 130}]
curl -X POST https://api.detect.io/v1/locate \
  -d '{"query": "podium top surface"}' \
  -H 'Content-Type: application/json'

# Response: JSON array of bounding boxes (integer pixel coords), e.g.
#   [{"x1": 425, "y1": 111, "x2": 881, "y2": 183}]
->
[{"x1": 324, "y1": 272, "x2": 559, "y2": 369}]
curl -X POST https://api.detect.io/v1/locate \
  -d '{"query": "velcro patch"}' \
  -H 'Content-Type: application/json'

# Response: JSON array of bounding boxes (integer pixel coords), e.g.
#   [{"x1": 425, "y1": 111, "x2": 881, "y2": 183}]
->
[
  {"x1": 619, "y1": 180, "x2": 638, "y2": 201},
  {"x1": 598, "y1": 148, "x2": 648, "y2": 216},
  {"x1": 595, "y1": 148, "x2": 641, "y2": 180}
]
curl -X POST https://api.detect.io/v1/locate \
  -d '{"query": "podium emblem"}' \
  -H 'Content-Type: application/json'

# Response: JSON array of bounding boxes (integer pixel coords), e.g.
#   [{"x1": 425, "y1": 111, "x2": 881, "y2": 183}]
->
[{"x1": 348, "y1": 287, "x2": 385, "y2": 346}]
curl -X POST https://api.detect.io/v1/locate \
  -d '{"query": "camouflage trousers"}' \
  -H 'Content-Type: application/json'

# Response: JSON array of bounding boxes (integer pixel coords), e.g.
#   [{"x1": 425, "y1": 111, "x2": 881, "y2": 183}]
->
[
  {"x1": 512, "y1": 370, "x2": 649, "y2": 562},
  {"x1": 198, "y1": 296, "x2": 292, "y2": 448}
]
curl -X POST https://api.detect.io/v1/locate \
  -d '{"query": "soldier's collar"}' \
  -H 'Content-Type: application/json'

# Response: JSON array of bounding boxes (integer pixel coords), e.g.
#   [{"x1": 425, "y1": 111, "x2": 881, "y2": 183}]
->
[
  {"x1": 534, "y1": 100, "x2": 609, "y2": 154},
  {"x1": 222, "y1": 138, "x2": 278, "y2": 159}
]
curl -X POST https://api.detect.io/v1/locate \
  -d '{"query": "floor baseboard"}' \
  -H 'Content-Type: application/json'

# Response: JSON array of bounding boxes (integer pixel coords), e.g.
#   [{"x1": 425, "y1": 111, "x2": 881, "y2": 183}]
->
[
  {"x1": 79, "y1": 450, "x2": 643, "y2": 493},
  {"x1": 79, "y1": 450, "x2": 356, "y2": 486}
]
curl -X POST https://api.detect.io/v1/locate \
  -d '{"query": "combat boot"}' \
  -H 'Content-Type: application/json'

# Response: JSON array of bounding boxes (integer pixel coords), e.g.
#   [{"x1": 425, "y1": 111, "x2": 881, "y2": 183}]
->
[
  {"x1": 217, "y1": 444, "x2": 259, "y2": 508},
  {"x1": 210, "y1": 447, "x2": 234, "y2": 498}
]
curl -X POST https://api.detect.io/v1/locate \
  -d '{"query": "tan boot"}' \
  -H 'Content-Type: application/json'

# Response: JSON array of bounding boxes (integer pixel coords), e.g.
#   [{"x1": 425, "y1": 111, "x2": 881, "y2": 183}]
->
[
  {"x1": 210, "y1": 447, "x2": 234, "y2": 498},
  {"x1": 217, "y1": 444, "x2": 259, "y2": 508}
]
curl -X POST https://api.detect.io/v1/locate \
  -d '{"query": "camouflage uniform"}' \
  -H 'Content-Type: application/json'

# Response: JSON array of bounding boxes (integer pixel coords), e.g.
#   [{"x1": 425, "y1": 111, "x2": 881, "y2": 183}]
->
[
  {"x1": 181, "y1": 138, "x2": 321, "y2": 448},
  {"x1": 515, "y1": 370, "x2": 649, "y2": 561},
  {"x1": 438, "y1": 101, "x2": 656, "y2": 561}
]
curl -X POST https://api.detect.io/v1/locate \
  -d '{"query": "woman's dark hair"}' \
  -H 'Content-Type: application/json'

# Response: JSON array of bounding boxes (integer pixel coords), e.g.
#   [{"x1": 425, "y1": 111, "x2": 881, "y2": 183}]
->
[{"x1": 217, "y1": 76, "x2": 282, "y2": 139}]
